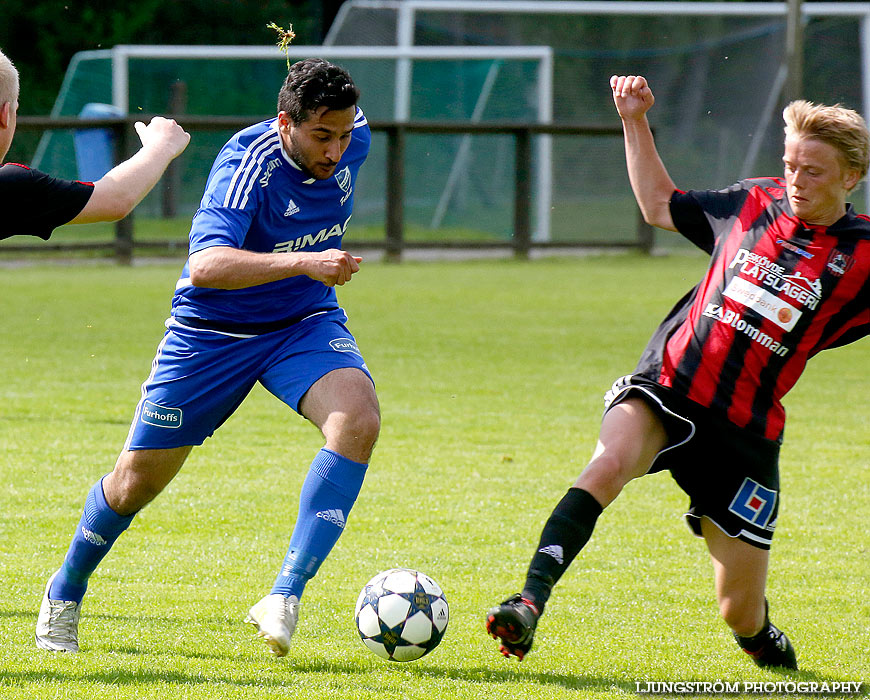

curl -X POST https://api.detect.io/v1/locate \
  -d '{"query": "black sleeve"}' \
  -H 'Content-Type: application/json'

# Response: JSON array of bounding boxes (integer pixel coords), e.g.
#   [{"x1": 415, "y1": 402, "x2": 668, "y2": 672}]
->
[
  {"x1": 669, "y1": 190, "x2": 715, "y2": 254},
  {"x1": 0, "y1": 163, "x2": 95, "y2": 241},
  {"x1": 669, "y1": 181, "x2": 755, "y2": 255}
]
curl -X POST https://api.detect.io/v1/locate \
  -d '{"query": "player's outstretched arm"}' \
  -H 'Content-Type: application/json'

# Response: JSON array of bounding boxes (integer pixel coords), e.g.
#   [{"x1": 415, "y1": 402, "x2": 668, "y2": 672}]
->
[
  {"x1": 611, "y1": 75, "x2": 677, "y2": 232},
  {"x1": 188, "y1": 246, "x2": 363, "y2": 290},
  {"x1": 70, "y1": 117, "x2": 190, "y2": 224}
]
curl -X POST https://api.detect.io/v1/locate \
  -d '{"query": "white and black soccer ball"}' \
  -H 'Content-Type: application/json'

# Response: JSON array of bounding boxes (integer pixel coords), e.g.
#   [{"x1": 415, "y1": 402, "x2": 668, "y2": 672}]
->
[{"x1": 354, "y1": 568, "x2": 449, "y2": 662}]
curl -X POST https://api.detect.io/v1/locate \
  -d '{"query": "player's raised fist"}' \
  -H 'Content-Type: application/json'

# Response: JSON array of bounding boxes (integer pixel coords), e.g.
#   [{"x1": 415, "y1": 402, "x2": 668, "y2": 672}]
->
[
  {"x1": 134, "y1": 116, "x2": 190, "y2": 160},
  {"x1": 610, "y1": 75, "x2": 655, "y2": 120}
]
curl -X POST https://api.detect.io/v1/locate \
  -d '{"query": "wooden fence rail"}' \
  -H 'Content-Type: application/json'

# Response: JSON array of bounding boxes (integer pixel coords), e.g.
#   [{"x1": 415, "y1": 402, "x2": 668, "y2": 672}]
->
[{"x1": 12, "y1": 115, "x2": 653, "y2": 263}]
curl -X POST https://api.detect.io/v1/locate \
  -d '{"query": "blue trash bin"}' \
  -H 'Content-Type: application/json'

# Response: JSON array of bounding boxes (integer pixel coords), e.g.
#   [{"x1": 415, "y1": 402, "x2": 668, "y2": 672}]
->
[{"x1": 75, "y1": 103, "x2": 124, "y2": 182}]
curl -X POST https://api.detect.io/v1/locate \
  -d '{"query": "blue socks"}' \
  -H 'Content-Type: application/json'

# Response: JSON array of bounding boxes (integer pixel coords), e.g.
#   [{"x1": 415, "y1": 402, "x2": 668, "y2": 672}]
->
[
  {"x1": 48, "y1": 449, "x2": 367, "y2": 605},
  {"x1": 49, "y1": 477, "x2": 135, "y2": 603},
  {"x1": 271, "y1": 448, "x2": 368, "y2": 599}
]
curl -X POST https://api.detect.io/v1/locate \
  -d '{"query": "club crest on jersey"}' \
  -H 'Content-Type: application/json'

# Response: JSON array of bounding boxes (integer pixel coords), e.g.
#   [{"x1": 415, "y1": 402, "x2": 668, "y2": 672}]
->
[
  {"x1": 335, "y1": 166, "x2": 352, "y2": 205},
  {"x1": 141, "y1": 400, "x2": 182, "y2": 429},
  {"x1": 826, "y1": 250, "x2": 855, "y2": 277},
  {"x1": 728, "y1": 478, "x2": 777, "y2": 528}
]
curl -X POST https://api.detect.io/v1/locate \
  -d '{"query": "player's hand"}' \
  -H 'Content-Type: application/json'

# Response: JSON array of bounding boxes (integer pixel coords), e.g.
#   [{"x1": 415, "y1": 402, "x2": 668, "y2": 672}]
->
[
  {"x1": 304, "y1": 249, "x2": 363, "y2": 287},
  {"x1": 134, "y1": 116, "x2": 191, "y2": 161},
  {"x1": 610, "y1": 75, "x2": 655, "y2": 121}
]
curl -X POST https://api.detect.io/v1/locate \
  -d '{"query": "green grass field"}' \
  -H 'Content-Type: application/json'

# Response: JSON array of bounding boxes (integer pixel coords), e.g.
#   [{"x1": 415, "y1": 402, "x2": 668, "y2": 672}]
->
[{"x1": 0, "y1": 256, "x2": 867, "y2": 699}]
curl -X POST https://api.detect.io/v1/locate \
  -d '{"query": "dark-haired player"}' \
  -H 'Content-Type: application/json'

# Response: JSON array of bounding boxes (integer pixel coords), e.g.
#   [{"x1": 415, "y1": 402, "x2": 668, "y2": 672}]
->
[
  {"x1": 487, "y1": 74, "x2": 869, "y2": 670},
  {"x1": 0, "y1": 47, "x2": 189, "y2": 240},
  {"x1": 37, "y1": 58, "x2": 378, "y2": 657}
]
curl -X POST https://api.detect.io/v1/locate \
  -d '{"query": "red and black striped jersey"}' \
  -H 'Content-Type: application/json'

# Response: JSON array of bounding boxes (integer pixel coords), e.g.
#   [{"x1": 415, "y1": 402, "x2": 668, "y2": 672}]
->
[
  {"x1": 635, "y1": 177, "x2": 870, "y2": 442},
  {"x1": 0, "y1": 163, "x2": 93, "y2": 240}
]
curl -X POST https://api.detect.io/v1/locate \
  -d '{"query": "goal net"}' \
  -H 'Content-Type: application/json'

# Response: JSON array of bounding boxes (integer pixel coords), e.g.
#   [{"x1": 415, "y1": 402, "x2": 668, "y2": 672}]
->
[{"x1": 327, "y1": 0, "x2": 870, "y2": 246}]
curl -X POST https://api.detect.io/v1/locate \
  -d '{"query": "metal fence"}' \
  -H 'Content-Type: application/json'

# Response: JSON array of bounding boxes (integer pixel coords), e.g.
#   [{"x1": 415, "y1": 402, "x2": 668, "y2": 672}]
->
[{"x1": 12, "y1": 115, "x2": 652, "y2": 263}]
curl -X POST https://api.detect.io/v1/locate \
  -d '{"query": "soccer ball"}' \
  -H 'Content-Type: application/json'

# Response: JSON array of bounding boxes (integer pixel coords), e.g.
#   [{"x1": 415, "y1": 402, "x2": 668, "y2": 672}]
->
[{"x1": 354, "y1": 568, "x2": 449, "y2": 662}]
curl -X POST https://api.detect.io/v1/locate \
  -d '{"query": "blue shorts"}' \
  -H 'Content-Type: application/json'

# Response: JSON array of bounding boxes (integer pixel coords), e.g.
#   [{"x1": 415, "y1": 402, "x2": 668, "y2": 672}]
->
[{"x1": 123, "y1": 308, "x2": 372, "y2": 450}]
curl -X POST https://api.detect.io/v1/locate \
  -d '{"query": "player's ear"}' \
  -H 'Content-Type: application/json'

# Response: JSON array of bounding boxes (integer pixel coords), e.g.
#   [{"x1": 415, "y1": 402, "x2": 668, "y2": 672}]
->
[
  {"x1": 277, "y1": 111, "x2": 292, "y2": 131},
  {"x1": 0, "y1": 101, "x2": 9, "y2": 128},
  {"x1": 843, "y1": 167, "x2": 862, "y2": 192}
]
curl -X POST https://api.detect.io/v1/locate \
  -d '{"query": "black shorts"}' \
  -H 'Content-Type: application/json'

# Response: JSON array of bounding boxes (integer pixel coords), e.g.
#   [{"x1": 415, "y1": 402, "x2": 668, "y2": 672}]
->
[{"x1": 604, "y1": 375, "x2": 781, "y2": 550}]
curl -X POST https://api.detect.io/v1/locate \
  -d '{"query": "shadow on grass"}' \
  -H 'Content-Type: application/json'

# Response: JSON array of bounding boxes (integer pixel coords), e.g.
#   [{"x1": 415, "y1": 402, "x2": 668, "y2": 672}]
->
[
  {"x1": 3, "y1": 652, "x2": 865, "y2": 696},
  {"x1": 4, "y1": 607, "x2": 864, "y2": 696},
  {"x1": 400, "y1": 664, "x2": 864, "y2": 695},
  {"x1": 403, "y1": 662, "x2": 639, "y2": 694},
  {"x1": 0, "y1": 665, "x2": 638, "y2": 695}
]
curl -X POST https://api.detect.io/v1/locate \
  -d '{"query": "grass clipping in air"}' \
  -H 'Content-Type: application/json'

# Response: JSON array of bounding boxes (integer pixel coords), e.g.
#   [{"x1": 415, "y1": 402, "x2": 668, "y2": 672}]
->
[{"x1": 268, "y1": 21, "x2": 296, "y2": 70}]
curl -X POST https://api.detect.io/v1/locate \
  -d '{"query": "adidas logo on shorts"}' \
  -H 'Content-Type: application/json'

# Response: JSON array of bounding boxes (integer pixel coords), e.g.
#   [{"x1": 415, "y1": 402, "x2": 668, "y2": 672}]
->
[
  {"x1": 315, "y1": 509, "x2": 346, "y2": 529},
  {"x1": 538, "y1": 544, "x2": 564, "y2": 565}
]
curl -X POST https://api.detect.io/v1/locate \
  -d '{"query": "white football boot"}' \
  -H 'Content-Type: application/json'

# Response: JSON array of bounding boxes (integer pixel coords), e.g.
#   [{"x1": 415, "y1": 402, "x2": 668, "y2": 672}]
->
[
  {"x1": 35, "y1": 571, "x2": 81, "y2": 652},
  {"x1": 245, "y1": 593, "x2": 300, "y2": 657}
]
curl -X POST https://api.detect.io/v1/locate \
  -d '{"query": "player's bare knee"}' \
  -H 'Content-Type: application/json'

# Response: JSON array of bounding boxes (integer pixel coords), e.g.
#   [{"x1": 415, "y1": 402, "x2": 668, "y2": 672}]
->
[
  {"x1": 574, "y1": 454, "x2": 633, "y2": 506},
  {"x1": 347, "y1": 406, "x2": 380, "y2": 452},
  {"x1": 363, "y1": 405, "x2": 381, "y2": 439},
  {"x1": 323, "y1": 406, "x2": 380, "y2": 461}
]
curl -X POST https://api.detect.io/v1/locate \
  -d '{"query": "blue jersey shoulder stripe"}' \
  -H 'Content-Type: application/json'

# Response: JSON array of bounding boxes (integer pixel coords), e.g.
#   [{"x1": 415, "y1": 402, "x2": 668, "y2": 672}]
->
[
  {"x1": 223, "y1": 127, "x2": 282, "y2": 210},
  {"x1": 226, "y1": 132, "x2": 282, "y2": 210},
  {"x1": 221, "y1": 126, "x2": 273, "y2": 208},
  {"x1": 232, "y1": 140, "x2": 282, "y2": 210},
  {"x1": 354, "y1": 107, "x2": 368, "y2": 128},
  {"x1": 221, "y1": 128, "x2": 271, "y2": 208}
]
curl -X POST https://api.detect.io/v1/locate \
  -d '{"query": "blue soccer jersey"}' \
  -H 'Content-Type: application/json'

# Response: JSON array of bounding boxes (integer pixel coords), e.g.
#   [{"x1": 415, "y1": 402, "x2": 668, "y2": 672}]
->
[{"x1": 170, "y1": 108, "x2": 370, "y2": 328}]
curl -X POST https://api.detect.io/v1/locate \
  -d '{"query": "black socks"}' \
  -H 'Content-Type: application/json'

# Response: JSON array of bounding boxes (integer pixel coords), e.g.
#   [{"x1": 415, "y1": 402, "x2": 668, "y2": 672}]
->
[
  {"x1": 521, "y1": 487, "x2": 603, "y2": 612},
  {"x1": 735, "y1": 600, "x2": 772, "y2": 653},
  {"x1": 733, "y1": 601, "x2": 798, "y2": 669}
]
